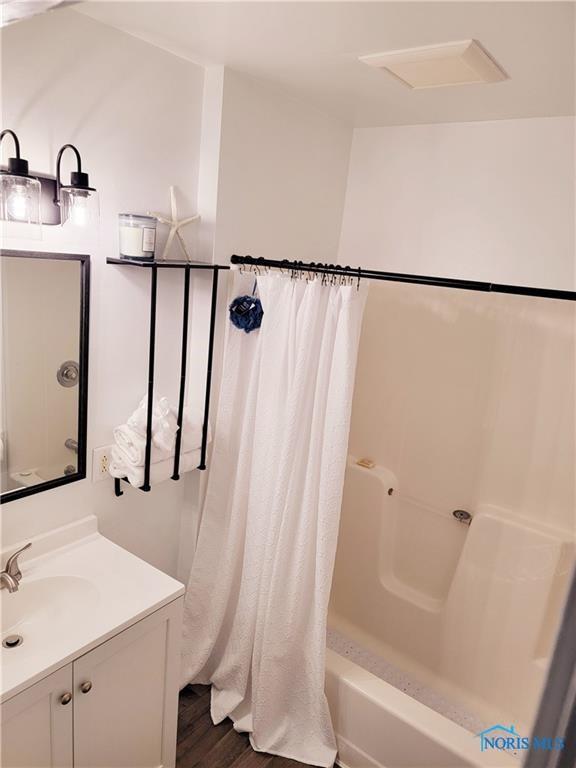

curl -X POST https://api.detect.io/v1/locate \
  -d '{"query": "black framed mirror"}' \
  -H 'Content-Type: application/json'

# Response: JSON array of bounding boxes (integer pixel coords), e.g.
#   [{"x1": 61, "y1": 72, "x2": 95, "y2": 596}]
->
[{"x1": 0, "y1": 250, "x2": 89, "y2": 503}]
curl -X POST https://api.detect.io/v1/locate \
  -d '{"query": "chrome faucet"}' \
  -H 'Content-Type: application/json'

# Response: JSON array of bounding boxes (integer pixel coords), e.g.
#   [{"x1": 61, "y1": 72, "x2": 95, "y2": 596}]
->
[{"x1": 0, "y1": 543, "x2": 32, "y2": 593}]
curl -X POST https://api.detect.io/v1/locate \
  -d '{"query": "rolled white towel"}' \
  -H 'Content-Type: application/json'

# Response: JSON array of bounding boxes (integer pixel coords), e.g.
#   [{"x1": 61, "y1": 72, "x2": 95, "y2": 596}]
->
[
  {"x1": 109, "y1": 446, "x2": 201, "y2": 488},
  {"x1": 113, "y1": 412, "x2": 207, "y2": 469},
  {"x1": 113, "y1": 424, "x2": 172, "y2": 466},
  {"x1": 127, "y1": 395, "x2": 178, "y2": 453}
]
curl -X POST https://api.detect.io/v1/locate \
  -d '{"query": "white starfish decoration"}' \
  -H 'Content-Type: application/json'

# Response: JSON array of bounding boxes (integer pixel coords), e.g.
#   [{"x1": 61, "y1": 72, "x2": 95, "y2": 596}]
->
[{"x1": 148, "y1": 186, "x2": 200, "y2": 261}]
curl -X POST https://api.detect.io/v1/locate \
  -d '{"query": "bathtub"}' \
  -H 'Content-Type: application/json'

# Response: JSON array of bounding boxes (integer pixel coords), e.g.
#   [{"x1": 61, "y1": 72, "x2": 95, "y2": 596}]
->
[
  {"x1": 325, "y1": 458, "x2": 574, "y2": 768},
  {"x1": 325, "y1": 650, "x2": 516, "y2": 768}
]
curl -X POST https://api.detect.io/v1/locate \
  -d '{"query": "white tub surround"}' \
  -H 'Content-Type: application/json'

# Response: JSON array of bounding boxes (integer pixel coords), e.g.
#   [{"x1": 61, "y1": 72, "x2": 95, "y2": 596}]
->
[
  {"x1": 325, "y1": 650, "x2": 518, "y2": 768},
  {"x1": 1, "y1": 515, "x2": 184, "y2": 702},
  {"x1": 330, "y1": 459, "x2": 575, "y2": 734}
]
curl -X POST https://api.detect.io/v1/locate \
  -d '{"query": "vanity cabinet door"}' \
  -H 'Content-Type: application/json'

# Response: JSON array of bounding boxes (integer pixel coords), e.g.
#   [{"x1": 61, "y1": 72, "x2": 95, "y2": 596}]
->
[
  {"x1": 73, "y1": 597, "x2": 183, "y2": 768},
  {"x1": 0, "y1": 665, "x2": 73, "y2": 768}
]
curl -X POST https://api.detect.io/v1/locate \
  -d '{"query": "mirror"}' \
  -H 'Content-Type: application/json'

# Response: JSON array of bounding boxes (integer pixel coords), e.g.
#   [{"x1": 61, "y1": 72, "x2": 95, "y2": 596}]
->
[{"x1": 0, "y1": 250, "x2": 89, "y2": 502}]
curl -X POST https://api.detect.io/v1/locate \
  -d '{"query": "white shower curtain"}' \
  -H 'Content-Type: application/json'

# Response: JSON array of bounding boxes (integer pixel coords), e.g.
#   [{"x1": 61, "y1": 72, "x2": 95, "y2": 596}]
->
[{"x1": 181, "y1": 270, "x2": 367, "y2": 767}]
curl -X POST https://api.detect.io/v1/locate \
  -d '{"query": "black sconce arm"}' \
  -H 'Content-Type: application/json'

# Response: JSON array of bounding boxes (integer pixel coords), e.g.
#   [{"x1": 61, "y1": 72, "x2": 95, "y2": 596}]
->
[
  {"x1": 0, "y1": 129, "x2": 30, "y2": 176},
  {"x1": 0, "y1": 129, "x2": 21, "y2": 159},
  {"x1": 55, "y1": 143, "x2": 91, "y2": 205}
]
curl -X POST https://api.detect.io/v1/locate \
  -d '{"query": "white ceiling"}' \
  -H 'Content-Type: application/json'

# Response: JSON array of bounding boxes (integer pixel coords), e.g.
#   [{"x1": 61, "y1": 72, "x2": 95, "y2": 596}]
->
[{"x1": 77, "y1": 1, "x2": 575, "y2": 126}]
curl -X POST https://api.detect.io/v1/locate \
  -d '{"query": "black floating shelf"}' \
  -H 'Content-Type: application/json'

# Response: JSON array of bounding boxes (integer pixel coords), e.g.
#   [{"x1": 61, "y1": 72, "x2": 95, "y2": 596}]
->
[
  {"x1": 108, "y1": 257, "x2": 229, "y2": 496},
  {"x1": 107, "y1": 257, "x2": 230, "y2": 270}
]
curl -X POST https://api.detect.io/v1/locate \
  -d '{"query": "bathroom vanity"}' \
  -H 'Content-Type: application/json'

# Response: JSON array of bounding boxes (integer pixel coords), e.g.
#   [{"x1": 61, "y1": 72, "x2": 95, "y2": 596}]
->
[{"x1": 0, "y1": 517, "x2": 184, "y2": 768}]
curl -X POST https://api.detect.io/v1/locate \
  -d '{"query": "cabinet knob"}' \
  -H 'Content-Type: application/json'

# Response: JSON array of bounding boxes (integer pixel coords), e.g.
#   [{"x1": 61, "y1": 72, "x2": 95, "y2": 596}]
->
[
  {"x1": 80, "y1": 681, "x2": 92, "y2": 694},
  {"x1": 60, "y1": 692, "x2": 72, "y2": 705}
]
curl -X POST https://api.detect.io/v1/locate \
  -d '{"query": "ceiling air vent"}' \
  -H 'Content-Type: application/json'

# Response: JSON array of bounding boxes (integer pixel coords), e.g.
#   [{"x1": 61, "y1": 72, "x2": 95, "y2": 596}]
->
[{"x1": 359, "y1": 40, "x2": 507, "y2": 89}]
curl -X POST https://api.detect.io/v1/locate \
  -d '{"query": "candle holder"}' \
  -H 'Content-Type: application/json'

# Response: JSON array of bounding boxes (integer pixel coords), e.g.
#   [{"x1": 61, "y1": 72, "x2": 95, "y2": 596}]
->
[{"x1": 119, "y1": 214, "x2": 157, "y2": 261}]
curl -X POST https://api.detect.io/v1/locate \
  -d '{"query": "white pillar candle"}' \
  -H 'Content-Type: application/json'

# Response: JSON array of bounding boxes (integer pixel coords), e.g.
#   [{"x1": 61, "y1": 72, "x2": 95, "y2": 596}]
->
[{"x1": 119, "y1": 214, "x2": 157, "y2": 260}]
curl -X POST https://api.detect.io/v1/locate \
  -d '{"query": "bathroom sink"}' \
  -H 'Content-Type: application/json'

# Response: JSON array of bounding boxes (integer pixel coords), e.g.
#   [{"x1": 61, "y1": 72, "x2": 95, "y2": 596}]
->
[
  {"x1": 1, "y1": 576, "x2": 99, "y2": 636},
  {"x1": 0, "y1": 521, "x2": 184, "y2": 703}
]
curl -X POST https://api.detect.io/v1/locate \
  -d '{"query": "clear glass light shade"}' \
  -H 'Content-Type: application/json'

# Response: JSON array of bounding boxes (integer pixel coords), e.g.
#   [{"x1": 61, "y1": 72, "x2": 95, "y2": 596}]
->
[
  {"x1": 0, "y1": 174, "x2": 41, "y2": 224},
  {"x1": 61, "y1": 187, "x2": 99, "y2": 228}
]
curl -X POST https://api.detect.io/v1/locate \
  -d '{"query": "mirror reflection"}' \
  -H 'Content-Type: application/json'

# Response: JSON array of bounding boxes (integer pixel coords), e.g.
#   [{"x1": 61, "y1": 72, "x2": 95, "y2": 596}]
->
[{"x1": 0, "y1": 252, "x2": 87, "y2": 499}]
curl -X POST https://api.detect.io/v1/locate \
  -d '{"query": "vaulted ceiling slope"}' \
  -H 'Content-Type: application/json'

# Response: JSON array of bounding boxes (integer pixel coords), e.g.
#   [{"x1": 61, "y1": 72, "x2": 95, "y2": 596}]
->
[{"x1": 78, "y1": 1, "x2": 575, "y2": 126}]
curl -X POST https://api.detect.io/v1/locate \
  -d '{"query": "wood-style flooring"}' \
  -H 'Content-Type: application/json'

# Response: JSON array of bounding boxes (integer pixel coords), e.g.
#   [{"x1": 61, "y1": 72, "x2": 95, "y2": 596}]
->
[{"x1": 177, "y1": 684, "x2": 315, "y2": 768}]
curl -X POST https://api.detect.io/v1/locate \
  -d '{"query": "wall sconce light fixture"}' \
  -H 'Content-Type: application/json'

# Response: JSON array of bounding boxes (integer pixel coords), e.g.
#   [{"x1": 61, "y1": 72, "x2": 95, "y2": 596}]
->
[
  {"x1": 55, "y1": 143, "x2": 98, "y2": 227},
  {"x1": 1, "y1": 129, "x2": 97, "y2": 227},
  {"x1": 0, "y1": 129, "x2": 41, "y2": 225}
]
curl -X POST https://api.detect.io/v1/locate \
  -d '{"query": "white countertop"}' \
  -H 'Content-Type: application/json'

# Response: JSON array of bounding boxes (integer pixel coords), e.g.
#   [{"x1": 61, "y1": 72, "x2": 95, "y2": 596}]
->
[{"x1": 1, "y1": 524, "x2": 184, "y2": 703}]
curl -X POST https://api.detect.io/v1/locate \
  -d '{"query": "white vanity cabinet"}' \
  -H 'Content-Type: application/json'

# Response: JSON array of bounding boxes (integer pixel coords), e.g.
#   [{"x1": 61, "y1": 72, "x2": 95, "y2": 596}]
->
[
  {"x1": 1, "y1": 598, "x2": 183, "y2": 768},
  {"x1": 0, "y1": 665, "x2": 73, "y2": 768}
]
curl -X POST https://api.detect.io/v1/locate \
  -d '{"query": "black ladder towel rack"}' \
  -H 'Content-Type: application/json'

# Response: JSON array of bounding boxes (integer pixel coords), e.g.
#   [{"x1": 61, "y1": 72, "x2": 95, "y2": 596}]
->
[{"x1": 106, "y1": 258, "x2": 229, "y2": 497}]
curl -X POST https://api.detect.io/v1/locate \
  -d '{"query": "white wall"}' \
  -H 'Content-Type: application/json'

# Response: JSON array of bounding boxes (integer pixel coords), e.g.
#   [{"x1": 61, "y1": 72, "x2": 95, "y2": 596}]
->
[
  {"x1": 214, "y1": 69, "x2": 352, "y2": 265},
  {"x1": 1, "y1": 9, "x2": 204, "y2": 576},
  {"x1": 338, "y1": 117, "x2": 575, "y2": 290}
]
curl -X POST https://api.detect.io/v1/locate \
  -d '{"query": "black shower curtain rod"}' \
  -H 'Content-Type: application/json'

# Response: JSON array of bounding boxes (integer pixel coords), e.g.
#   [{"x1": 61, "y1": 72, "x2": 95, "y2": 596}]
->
[{"x1": 230, "y1": 254, "x2": 576, "y2": 302}]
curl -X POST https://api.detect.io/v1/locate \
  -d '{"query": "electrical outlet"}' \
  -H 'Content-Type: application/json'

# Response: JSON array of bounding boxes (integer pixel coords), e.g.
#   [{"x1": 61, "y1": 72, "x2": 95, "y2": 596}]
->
[{"x1": 92, "y1": 445, "x2": 113, "y2": 482}]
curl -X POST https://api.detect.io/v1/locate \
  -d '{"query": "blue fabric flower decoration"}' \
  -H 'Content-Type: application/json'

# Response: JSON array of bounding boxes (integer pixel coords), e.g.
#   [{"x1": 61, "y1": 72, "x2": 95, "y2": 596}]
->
[{"x1": 229, "y1": 295, "x2": 264, "y2": 333}]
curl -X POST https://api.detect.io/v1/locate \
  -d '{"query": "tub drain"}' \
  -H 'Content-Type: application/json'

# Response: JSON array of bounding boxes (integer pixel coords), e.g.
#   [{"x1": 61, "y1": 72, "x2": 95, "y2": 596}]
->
[{"x1": 2, "y1": 634, "x2": 23, "y2": 649}]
